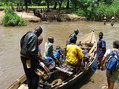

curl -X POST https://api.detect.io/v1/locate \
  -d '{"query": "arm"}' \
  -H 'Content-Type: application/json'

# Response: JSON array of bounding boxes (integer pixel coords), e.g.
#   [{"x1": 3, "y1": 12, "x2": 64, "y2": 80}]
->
[
  {"x1": 77, "y1": 47, "x2": 84, "y2": 59},
  {"x1": 48, "y1": 45, "x2": 54, "y2": 58},
  {"x1": 102, "y1": 41, "x2": 106, "y2": 54},
  {"x1": 27, "y1": 36, "x2": 39, "y2": 64},
  {"x1": 100, "y1": 56, "x2": 106, "y2": 70}
]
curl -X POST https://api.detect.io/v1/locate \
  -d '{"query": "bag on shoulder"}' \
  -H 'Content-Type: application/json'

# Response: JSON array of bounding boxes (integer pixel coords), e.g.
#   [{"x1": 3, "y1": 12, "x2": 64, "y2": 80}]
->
[{"x1": 105, "y1": 50, "x2": 119, "y2": 71}]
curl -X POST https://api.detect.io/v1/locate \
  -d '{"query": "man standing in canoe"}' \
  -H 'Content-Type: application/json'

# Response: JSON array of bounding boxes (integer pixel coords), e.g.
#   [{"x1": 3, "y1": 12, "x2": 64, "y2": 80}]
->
[
  {"x1": 97, "y1": 32, "x2": 106, "y2": 69},
  {"x1": 20, "y1": 26, "x2": 43, "y2": 89},
  {"x1": 66, "y1": 29, "x2": 79, "y2": 45}
]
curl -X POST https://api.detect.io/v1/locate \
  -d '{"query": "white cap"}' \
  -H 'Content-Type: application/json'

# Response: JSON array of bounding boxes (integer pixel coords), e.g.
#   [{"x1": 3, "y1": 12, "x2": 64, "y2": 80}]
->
[
  {"x1": 104, "y1": 17, "x2": 107, "y2": 19},
  {"x1": 112, "y1": 17, "x2": 115, "y2": 19}
]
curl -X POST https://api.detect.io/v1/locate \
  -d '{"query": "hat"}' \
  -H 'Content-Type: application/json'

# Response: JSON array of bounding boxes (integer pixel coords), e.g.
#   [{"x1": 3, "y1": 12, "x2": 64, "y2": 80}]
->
[
  {"x1": 112, "y1": 17, "x2": 115, "y2": 20},
  {"x1": 104, "y1": 17, "x2": 107, "y2": 19}
]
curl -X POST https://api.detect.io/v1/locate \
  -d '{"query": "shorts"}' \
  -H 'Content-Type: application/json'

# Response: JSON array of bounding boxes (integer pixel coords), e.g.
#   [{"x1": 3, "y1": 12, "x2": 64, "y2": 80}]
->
[{"x1": 106, "y1": 70, "x2": 119, "y2": 83}]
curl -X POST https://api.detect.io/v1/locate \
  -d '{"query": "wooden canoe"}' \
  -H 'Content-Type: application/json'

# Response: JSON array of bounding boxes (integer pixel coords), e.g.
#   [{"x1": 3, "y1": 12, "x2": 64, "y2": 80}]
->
[{"x1": 7, "y1": 31, "x2": 97, "y2": 89}]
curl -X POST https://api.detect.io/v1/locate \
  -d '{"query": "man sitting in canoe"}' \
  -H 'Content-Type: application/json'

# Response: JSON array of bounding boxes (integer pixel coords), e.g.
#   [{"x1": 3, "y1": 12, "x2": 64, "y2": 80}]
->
[
  {"x1": 44, "y1": 37, "x2": 54, "y2": 58},
  {"x1": 66, "y1": 37, "x2": 84, "y2": 72},
  {"x1": 66, "y1": 29, "x2": 79, "y2": 46}
]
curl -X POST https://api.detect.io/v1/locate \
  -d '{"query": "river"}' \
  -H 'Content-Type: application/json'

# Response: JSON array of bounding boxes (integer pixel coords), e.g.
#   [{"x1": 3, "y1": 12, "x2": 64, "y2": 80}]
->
[{"x1": 0, "y1": 21, "x2": 119, "y2": 89}]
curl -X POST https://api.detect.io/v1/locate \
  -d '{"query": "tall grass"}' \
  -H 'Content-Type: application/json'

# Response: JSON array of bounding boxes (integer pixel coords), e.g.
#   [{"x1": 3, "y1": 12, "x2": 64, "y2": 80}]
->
[{"x1": 2, "y1": 5, "x2": 26, "y2": 26}]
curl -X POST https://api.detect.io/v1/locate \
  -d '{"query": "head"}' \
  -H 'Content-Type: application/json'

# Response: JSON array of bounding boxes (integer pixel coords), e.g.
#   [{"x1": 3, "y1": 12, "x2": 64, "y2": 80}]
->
[
  {"x1": 38, "y1": 36, "x2": 43, "y2": 45},
  {"x1": 99, "y1": 32, "x2": 103, "y2": 39},
  {"x1": 48, "y1": 37, "x2": 54, "y2": 43},
  {"x1": 74, "y1": 29, "x2": 79, "y2": 35},
  {"x1": 70, "y1": 37, "x2": 76, "y2": 44},
  {"x1": 113, "y1": 40, "x2": 119, "y2": 49},
  {"x1": 34, "y1": 26, "x2": 43, "y2": 37}
]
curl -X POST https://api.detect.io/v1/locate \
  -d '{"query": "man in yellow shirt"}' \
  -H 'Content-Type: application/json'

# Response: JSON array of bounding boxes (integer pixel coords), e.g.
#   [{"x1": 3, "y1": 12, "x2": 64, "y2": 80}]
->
[{"x1": 66, "y1": 37, "x2": 84, "y2": 66}]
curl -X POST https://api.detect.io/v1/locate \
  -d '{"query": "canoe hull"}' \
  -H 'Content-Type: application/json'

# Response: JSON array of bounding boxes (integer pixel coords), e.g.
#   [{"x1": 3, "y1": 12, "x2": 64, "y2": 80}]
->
[{"x1": 58, "y1": 57, "x2": 97, "y2": 89}]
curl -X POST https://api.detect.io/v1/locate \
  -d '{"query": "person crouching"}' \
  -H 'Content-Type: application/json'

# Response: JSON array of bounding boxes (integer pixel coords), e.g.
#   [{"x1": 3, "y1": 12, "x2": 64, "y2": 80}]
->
[{"x1": 65, "y1": 37, "x2": 84, "y2": 73}]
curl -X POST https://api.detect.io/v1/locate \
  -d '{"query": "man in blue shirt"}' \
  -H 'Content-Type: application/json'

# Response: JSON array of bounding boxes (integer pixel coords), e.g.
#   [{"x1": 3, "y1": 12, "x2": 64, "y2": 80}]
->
[{"x1": 97, "y1": 32, "x2": 106, "y2": 69}]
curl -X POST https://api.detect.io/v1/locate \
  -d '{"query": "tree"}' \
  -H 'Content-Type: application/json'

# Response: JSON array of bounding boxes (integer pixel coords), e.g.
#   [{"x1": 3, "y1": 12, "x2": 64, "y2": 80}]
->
[
  {"x1": 45, "y1": 0, "x2": 49, "y2": 8},
  {"x1": 54, "y1": 0, "x2": 57, "y2": 9},
  {"x1": 59, "y1": 0, "x2": 63, "y2": 10},
  {"x1": 24, "y1": 0, "x2": 28, "y2": 12},
  {"x1": 71, "y1": 0, "x2": 78, "y2": 9},
  {"x1": 66, "y1": 0, "x2": 69, "y2": 9}
]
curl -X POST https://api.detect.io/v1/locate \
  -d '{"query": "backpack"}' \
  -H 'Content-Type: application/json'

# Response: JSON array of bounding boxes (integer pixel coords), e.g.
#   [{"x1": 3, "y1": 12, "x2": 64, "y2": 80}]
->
[{"x1": 105, "y1": 50, "x2": 119, "y2": 71}]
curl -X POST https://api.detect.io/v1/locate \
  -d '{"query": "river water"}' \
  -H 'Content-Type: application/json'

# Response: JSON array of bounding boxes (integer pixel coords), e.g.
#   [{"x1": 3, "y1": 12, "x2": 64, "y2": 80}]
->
[{"x1": 0, "y1": 21, "x2": 119, "y2": 89}]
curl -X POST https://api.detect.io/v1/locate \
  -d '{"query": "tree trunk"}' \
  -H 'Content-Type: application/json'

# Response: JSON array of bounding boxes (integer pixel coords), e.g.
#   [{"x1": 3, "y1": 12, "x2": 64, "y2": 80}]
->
[
  {"x1": 54, "y1": 0, "x2": 57, "y2": 9},
  {"x1": 66, "y1": 0, "x2": 69, "y2": 9},
  {"x1": 74, "y1": 3, "x2": 77, "y2": 9},
  {"x1": 24, "y1": 0, "x2": 28, "y2": 12},
  {"x1": 59, "y1": 0, "x2": 63, "y2": 10},
  {"x1": 47, "y1": 0, "x2": 49, "y2": 9}
]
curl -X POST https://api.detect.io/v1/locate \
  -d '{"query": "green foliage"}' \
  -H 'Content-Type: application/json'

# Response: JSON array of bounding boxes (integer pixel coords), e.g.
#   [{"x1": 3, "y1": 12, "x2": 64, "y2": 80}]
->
[
  {"x1": 62, "y1": 16, "x2": 66, "y2": 22},
  {"x1": 1, "y1": 0, "x2": 119, "y2": 21},
  {"x1": 2, "y1": 4, "x2": 26, "y2": 26},
  {"x1": 66, "y1": 8, "x2": 85, "y2": 16},
  {"x1": 69, "y1": 0, "x2": 119, "y2": 21},
  {"x1": 92, "y1": 0, "x2": 119, "y2": 21}
]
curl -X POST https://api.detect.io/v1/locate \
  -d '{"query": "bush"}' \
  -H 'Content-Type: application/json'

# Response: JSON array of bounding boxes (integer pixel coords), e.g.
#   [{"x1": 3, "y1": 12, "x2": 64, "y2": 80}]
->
[
  {"x1": 93, "y1": 0, "x2": 119, "y2": 21},
  {"x1": 2, "y1": 5, "x2": 26, "y2": 26},
  {"x1": 69, "y1": 0, "x2": 119, "y2": 21}
]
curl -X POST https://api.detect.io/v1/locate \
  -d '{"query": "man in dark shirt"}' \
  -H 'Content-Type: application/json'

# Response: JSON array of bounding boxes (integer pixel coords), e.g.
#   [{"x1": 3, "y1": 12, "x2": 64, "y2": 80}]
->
[
  {"x1": 66, "y1": 29, "x2": 79, "y2": 45},
  {"x1": 20, "y1": 26, "x2": 43, "y2": 89}
]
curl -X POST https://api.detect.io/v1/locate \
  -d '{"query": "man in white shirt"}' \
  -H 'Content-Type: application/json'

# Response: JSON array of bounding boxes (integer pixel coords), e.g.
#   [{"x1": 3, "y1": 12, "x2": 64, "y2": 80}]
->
[
  {"x1": 100, "y1": 40, "x2": 119, "y2": 89},
  {"x1": 44, "y1": 37, "x2": 54, "y2": 58}
]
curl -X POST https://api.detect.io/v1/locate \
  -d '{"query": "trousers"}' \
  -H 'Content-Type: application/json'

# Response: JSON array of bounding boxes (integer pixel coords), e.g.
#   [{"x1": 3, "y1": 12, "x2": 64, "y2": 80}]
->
[{"x1": 21, "y1": 56, "x2": 39, "y2": 89}]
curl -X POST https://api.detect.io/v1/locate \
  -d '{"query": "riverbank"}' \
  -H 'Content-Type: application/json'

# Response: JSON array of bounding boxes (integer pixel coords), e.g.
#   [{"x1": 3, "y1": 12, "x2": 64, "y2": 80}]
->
[
  {"x1": 80, "y1": 70, "x2": 119, "y2": 89},
  {"x1": 0, "y1": 9, "x2": 87, "y2": 25}
]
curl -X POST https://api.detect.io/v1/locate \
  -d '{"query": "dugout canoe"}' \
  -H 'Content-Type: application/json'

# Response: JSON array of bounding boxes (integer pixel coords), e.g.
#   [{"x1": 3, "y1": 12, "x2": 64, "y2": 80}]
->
[{"x1": 7, "y1": 31, "x2": 97, "y2": 89}]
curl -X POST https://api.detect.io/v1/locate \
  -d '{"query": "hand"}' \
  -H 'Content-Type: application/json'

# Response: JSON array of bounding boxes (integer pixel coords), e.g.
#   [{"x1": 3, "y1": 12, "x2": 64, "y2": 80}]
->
[
  {"x1": 100, "y1": 66, "x2": 103, "y2": 71},
  {"x1": 40, "y1": 57, "x2": 45, "y2": 62}
]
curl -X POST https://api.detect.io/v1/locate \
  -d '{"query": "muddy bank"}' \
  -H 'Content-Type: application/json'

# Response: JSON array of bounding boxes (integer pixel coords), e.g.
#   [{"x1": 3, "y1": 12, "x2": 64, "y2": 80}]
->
[
  {"x1": 0, "y1": 11, "x2": 41, "y2": 24},
  {"x1": 42, "y1": 9, "x2": 87, "y2": 22},
  {"x1": 0, "y1": 9, "x2": 87, "y2": 25}
]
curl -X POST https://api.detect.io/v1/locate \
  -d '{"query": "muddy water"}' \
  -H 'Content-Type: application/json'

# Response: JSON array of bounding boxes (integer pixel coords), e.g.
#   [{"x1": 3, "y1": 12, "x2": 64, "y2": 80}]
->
[{"x1": 0, "y1": 22, "x2": 119, "y2": 89}]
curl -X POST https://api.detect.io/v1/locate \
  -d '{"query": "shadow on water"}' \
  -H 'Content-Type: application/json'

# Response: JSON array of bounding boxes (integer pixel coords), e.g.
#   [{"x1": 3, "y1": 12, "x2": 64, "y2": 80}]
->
[{"x1": 69, "y1": 70, "x2": 95, "y2": 89}]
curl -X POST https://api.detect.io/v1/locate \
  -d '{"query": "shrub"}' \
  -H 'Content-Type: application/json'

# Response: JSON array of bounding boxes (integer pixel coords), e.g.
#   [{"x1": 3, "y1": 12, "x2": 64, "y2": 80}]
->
[
  {"x1": 68, "y1": 0, "x2": 119, "y2": 21},
  {"x1": 2, "y1": 5, "x2": 26, "y2": 26}
]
